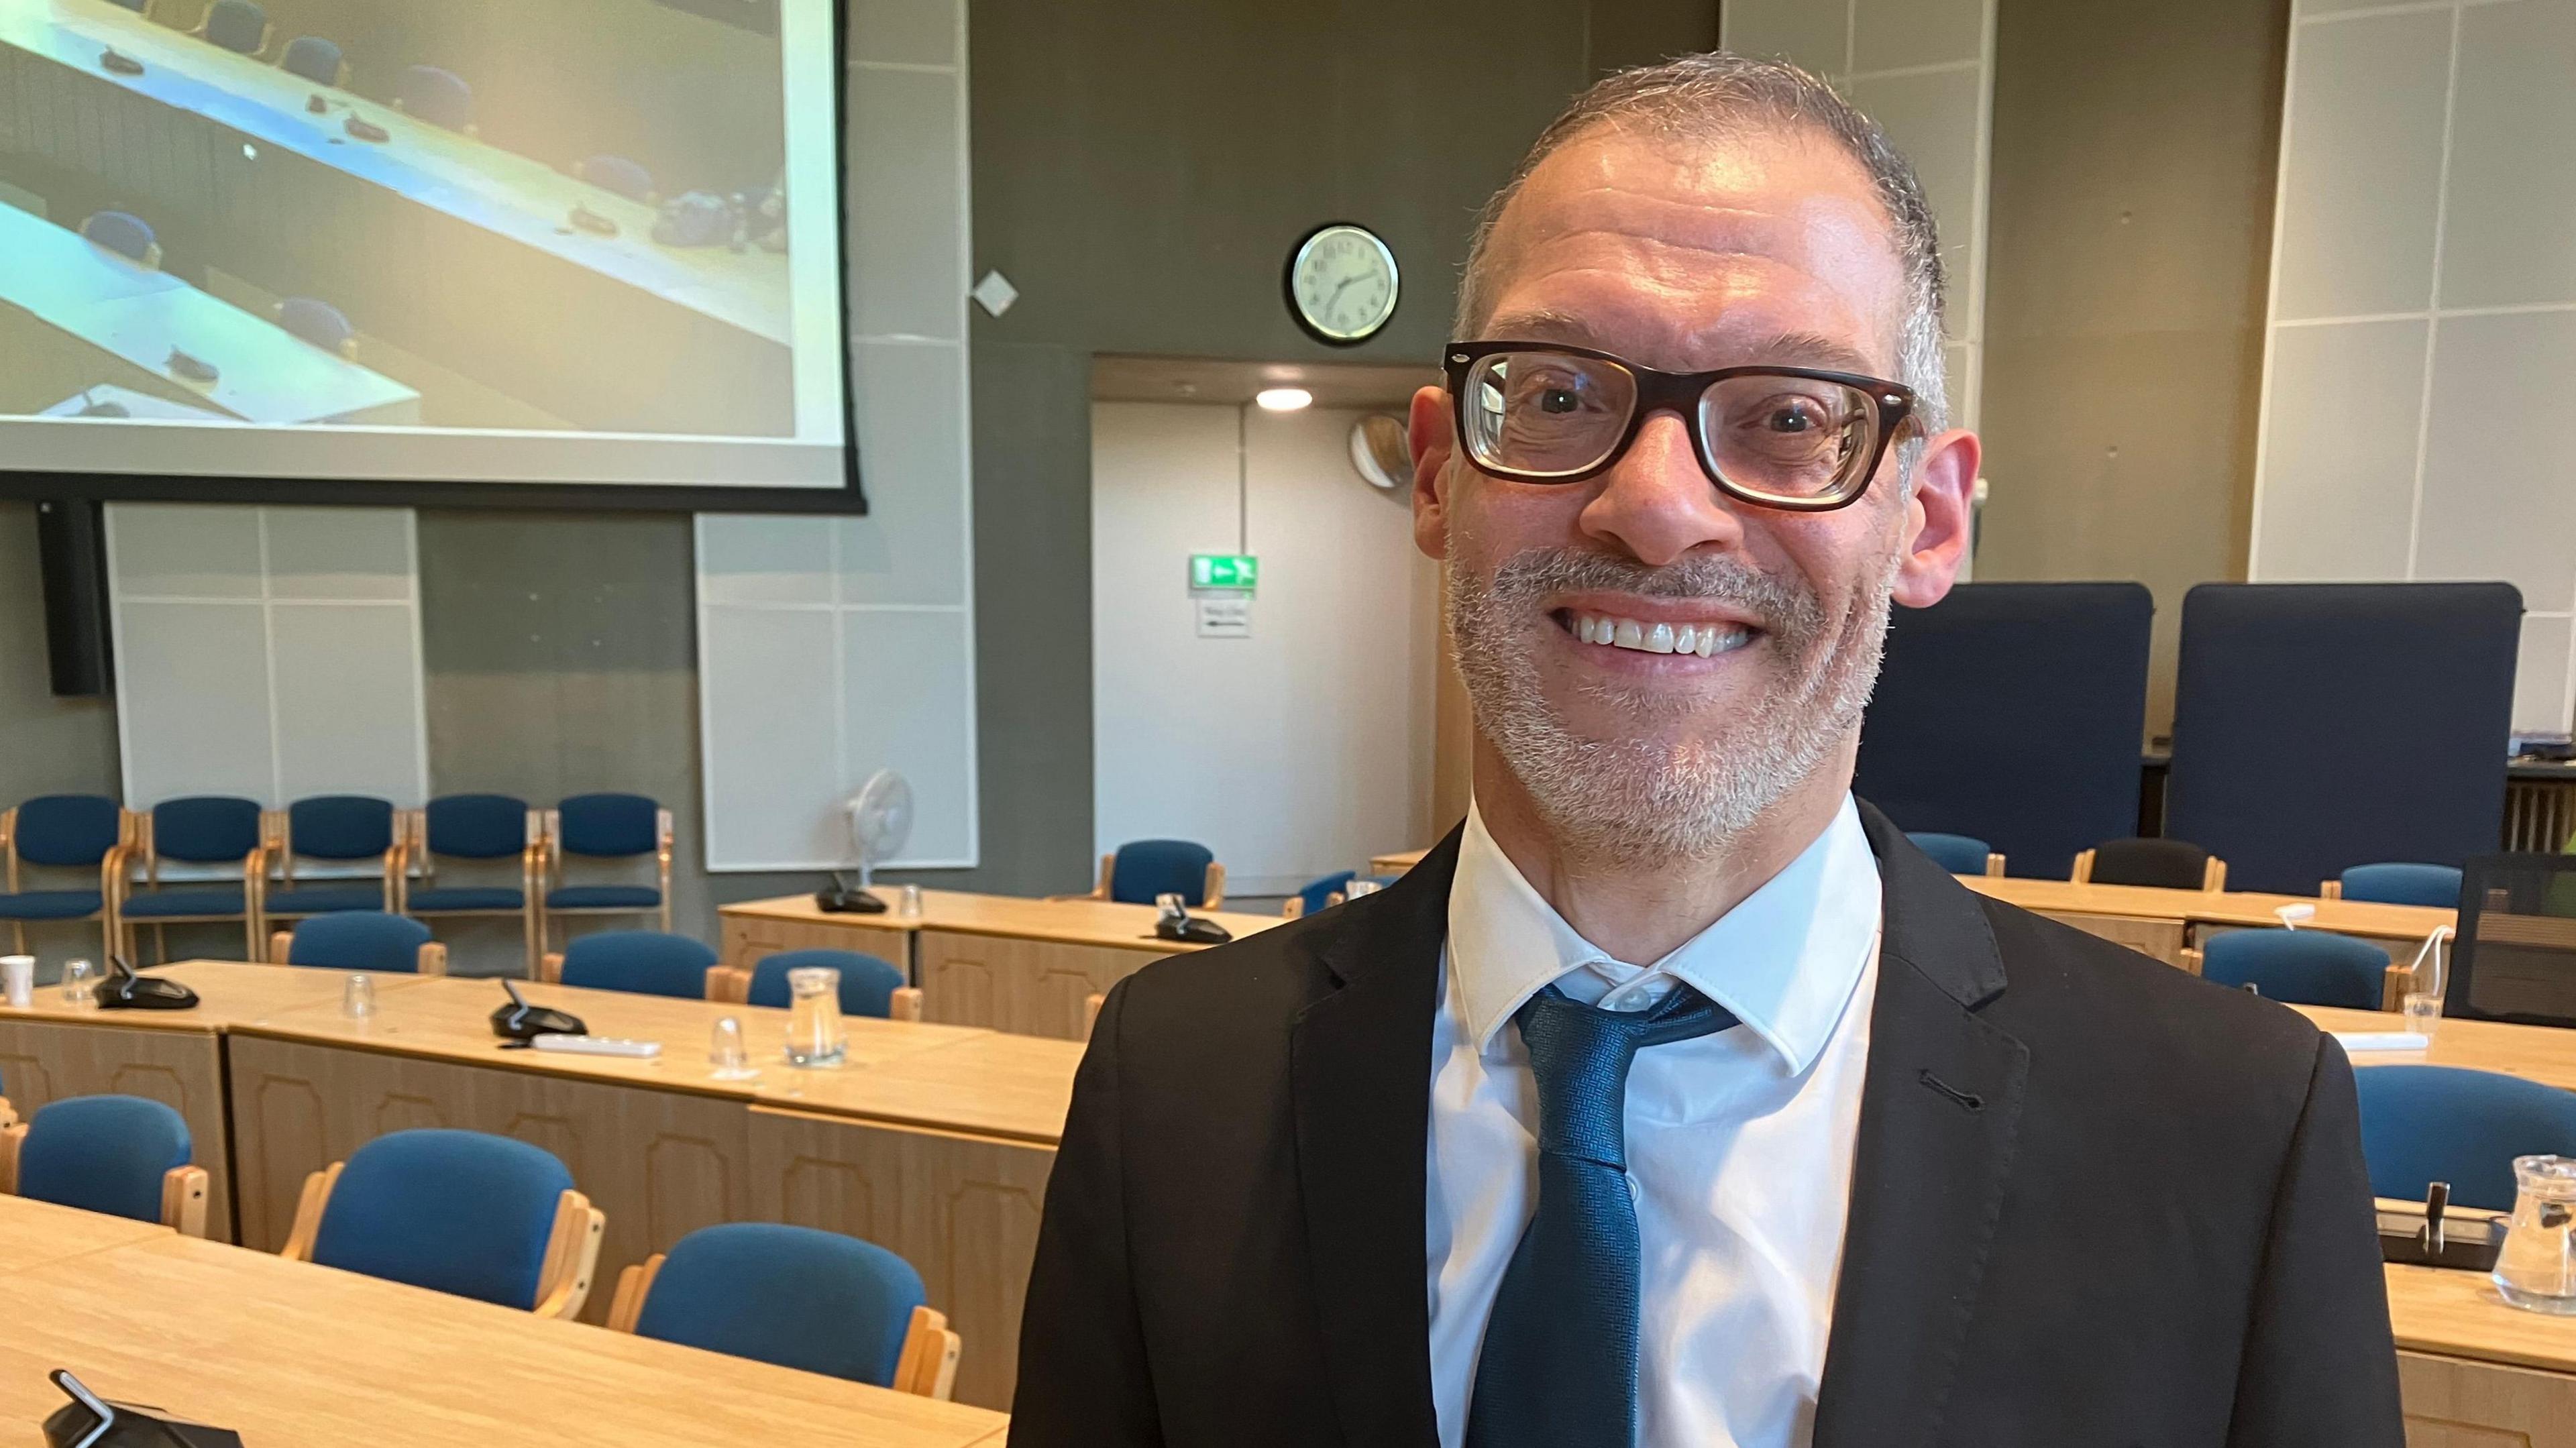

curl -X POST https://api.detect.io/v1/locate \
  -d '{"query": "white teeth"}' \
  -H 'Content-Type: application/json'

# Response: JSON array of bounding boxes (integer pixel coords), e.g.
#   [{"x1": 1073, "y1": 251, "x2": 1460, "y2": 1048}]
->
[{"x1": 1568, "y1": 613, "x2": 1753, "y2": 657}]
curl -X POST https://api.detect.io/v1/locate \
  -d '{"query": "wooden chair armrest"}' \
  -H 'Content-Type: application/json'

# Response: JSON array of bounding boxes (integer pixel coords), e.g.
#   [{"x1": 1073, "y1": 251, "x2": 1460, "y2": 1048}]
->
[
  {"x1": 1203, "y1": 862, "x2": 1226, "y2": 910},
  {"x1": 1097, "y1": 852, "x2": 1115, "y2": 899},
  {"x1": 280, "y1": 1161, "x2": 341, "y2": 1260},
  {"x1": 539, "y1": 951, "x2": 565, "y2": 984},
  {"x1": 418, "y1": 941, "x2": 448, "y2": 977},
  {"x1": 701, "y1": 966, "x2": 733, "y2": 1001},
  {"x1": 1281, "y1": 897, "x2": 1305, "y2": 919},
  {"x1": 892, "y1": 1304, "x2": 961, "y2": 1400},
  {"x1": 1083, "y1": 992, "x2": 1105, "y2": 1037},
  {"x1": 0, "y1": 1121, "x2": 25, "y2": 1194},
  {"x1": 531, "y1": 1192, "x2": 605, "y2": 1319},
  {"x1": 2322, "y1": 879, "x2": 2345, "y2": 901},
  {"x1": 269, "y1": 930, "x2": 294, "y2": 964},
  {"x1": 2178, "y1": 947, "x2": 2204, "y2": 977},
  {"x1": 379, "y1": 844, "x2": 404, "y2": 907},
  {"x1": 162, "y1": 1164, "x2": 209, "y2": 1236},
  {"x1": 890, "y1": 987, "x2": 924, "y2": 1022},
  {"x1": 2383, "y1": 962, "x2": 2416, "y2": 1012},
  {"x1": 0, "y1": 1096, "x2": 15, "y2": 1130},
  {"x1": 1984, "y1": 853, "x2": 2006, "y2": 878},
  {"x1": 2070, "y1": 849, "x2": 2094, "y2": 884},
  {"x1": 605, "y1": 1254, "x2": 664, "y2": 1333},
  {"x1": 2204, "y1": 858, "x2": 2229, "y2": 892}
]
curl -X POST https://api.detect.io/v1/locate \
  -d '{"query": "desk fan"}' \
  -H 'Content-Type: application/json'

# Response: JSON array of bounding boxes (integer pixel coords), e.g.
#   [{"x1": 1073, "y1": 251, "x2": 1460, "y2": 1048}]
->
[{"x1": 816, "y1": 769, "x2": 912, "y2": 914}]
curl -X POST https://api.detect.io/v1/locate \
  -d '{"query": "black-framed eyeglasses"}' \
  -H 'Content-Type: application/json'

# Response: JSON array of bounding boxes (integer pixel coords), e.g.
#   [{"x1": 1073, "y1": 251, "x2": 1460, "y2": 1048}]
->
[{"x1": 1442, "y1": 339, "x2": 1916, "y2": 512}]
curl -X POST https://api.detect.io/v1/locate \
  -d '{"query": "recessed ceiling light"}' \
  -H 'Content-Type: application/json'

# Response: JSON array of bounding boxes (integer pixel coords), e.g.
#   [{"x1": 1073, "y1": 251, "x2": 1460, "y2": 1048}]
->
[{"x1": 1254, "y1": 387, "x2": 1313, "y2": 412}]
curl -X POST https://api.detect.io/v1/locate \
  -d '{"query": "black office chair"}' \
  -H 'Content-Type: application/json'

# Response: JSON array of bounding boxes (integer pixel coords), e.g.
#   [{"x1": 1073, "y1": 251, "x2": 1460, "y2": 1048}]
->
[
  {"x1": 394, "y1": 65, "x2": 476, "y2": 133},
  {"x1": 276, "y1": 298, "x2": 357, "y2": 359},
  {"x1": 78, "y1": 211, "x2": 161, "y2": 270},
  {"x1": 2074, "y1": 836, "x2": 2225, "y2": 891},
  {"x1": 196, "y1": 0, "x2": 270, "y2": 56},
  {"x1": 578, "y1": 155, "x2": 656, "y2": 204},
  {"x1": 279, "y1": 35, "x2": 346, "y2": 87}
]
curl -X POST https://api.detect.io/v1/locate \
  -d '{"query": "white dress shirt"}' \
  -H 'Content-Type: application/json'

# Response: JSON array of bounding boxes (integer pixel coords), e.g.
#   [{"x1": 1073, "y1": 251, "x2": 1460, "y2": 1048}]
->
[{"x1": 1425, "y1": 795, "x2": 1883, "y2": 1448}]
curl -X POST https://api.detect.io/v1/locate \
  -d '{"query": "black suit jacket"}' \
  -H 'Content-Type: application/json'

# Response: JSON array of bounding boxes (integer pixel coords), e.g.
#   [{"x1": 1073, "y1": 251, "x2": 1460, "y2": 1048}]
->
[{"x1": 1011, "y1": 805, "x2": 2403, "y2": 1445}]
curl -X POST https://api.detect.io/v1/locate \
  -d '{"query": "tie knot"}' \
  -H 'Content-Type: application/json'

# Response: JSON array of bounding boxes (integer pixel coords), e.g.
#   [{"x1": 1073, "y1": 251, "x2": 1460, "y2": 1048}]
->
[{"x1": 1513, "y1": 984, "x2": 1735, "y2": 1168}]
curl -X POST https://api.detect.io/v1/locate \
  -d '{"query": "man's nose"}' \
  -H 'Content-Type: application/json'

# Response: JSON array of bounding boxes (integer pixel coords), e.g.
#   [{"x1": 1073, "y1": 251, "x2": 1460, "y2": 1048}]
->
[{"x1": 1576, "y1": 410, "x2": 1749, "y2": 567}]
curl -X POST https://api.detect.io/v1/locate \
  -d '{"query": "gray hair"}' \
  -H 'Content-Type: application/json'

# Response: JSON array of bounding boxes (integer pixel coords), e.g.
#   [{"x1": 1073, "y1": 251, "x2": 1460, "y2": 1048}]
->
[{"x1": 1453, "y1": 52, "x2": 1949, "y2": 437}]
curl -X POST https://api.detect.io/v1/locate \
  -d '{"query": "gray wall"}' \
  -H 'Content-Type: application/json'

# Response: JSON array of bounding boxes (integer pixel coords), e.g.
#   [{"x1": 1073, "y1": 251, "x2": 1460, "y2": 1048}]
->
[{"x1": 1975, "y1": 0, "x2": 2290, "y2": 736}]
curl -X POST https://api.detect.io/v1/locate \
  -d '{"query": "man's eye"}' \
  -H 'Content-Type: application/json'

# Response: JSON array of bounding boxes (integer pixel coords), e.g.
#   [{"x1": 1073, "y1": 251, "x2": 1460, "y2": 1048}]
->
[
  {"x1": 1538, "y1": 388, "x2": 1581, "y2": 414},
  {"x1": 1765, "y1": 402, "x2": 1822, "y2": 432}
]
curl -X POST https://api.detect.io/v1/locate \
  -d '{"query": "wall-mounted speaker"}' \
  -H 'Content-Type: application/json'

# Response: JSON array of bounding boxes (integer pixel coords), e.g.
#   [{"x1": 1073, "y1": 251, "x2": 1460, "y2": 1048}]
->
[{"x1": 35, "y1": 500, "x2": 112, "y2": 698}]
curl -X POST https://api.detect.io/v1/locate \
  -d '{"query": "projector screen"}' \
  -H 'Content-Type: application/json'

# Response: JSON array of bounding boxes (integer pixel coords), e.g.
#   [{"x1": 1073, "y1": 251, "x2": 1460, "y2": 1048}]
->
[{"x1": 0, "y1": 0, "x2": 856, "y2": 505}]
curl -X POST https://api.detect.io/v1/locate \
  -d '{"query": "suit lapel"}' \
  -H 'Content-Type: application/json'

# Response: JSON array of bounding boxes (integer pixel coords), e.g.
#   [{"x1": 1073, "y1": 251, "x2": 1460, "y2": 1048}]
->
[
  {"x1": 1814, "y1": 806, "x2": 2031, "y2": 1447},
  {"x1": 1290, "y1": 830, "x2": 1456, "y2": 1448}
]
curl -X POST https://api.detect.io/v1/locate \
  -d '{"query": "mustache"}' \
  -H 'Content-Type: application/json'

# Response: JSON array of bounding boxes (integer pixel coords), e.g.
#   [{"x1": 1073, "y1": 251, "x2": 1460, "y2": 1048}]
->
[{"x1": 1477, "y1": 548, "x2": 1823, "y2": 634}]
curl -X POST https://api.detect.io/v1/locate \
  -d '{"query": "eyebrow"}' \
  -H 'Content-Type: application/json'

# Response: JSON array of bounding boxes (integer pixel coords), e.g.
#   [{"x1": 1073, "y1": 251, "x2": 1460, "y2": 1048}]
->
[{"x1": 1476, "y1": 312, "x2": 1887, "y2": 378}]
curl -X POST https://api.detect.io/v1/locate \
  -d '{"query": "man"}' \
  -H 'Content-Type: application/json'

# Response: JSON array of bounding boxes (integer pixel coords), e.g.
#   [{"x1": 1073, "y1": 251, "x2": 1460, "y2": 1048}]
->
[{"x1": 1013, "y1": 53, "x2": 2400, "y2": 1447}]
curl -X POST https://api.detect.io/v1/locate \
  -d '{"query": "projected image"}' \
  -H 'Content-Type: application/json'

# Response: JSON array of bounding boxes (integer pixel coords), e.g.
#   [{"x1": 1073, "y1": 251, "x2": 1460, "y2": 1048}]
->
[{"x1": 0, "y1": 0, "x2": 850, "y2": 488}]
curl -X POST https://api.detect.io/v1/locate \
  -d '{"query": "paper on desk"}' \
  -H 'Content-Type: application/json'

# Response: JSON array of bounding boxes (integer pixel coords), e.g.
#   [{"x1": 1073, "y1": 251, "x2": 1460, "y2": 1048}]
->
[{"x1": 2333, "y1": 1031, "x2": 2430, "y2": 1053}]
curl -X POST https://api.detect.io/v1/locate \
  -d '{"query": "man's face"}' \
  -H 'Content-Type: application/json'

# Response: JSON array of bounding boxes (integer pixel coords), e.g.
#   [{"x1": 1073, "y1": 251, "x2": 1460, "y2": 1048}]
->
[{"x1": 1409, "y1": 125, "x2": 1976, "y2": 862}]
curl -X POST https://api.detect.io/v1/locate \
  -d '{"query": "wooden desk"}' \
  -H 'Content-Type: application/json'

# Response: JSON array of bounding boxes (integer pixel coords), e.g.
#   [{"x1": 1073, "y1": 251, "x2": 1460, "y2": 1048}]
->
[
  {"x1": 1371, "y1": 846, "x2": 1430, "y2": 875},
  {"x1": 0, "y1": 199, "x2": 419, "y2": 423},
  {"x1": 721, "y1": 890, "x2": 1284, "y2": 1041},
  {"x1": 0, "y1": 0, "x2": 791, "y2": 433},
  {"x1": 2300, "y1": 1005, "x2": 2576, "y2": 1093},
  {"x1": 0, "y1": 960, "x2": 434, "y2": 1240},
  {"x1": 0, "y1": 1193, "x2": 170, "y2": 1274},
  {"x1": 0, "y1": 1211, "x2": 1008, "y2": 1447},
  {"x1": 1963, "y1": 876, "x2": 2451, "y2": 969},
  {"x1": 2385, "y1": 1243, "x2": 2576, "y2": 1442}
]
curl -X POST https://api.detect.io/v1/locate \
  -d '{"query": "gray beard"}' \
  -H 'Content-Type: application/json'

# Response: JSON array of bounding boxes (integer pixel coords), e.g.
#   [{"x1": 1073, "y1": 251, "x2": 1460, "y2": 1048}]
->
[{"x1": 1447, "y1": 546, "x2": 1898, "y2": 865}]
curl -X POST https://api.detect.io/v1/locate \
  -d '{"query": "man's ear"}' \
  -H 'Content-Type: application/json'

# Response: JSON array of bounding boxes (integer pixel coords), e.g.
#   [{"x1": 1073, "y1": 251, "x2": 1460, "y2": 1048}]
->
[
  {"x1": 1409, "y1": 384, "x2": 1453, "y2": 561},
  {"x1": 1889, "y1": 428, "x2": 1978, "y2": 609}
]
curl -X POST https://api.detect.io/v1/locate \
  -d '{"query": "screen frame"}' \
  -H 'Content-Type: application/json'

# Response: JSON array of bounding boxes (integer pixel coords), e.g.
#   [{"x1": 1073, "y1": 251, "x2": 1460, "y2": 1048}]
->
[{"x1": 0, "y1": 0, "x2": 867, "y2": 516}]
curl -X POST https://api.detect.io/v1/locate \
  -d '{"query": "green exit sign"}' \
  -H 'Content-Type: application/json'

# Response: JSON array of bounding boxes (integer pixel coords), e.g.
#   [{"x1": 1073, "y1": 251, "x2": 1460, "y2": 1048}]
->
[{"x1": 1189, "y1": 554, "x2": 1259, "y2": 592}]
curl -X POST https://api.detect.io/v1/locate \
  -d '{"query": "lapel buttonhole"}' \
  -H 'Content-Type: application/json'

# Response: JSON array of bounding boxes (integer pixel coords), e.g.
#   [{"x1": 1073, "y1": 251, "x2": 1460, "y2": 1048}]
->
[{"x1": 1917, "y1": 1068, "x2": 1985, "y2": 1113}]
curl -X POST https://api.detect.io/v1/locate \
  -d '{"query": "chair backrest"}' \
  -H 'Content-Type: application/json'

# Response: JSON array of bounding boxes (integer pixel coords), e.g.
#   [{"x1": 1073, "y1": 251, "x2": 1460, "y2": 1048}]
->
[
  {"x1": 1906, "y1": 832, "x2": 1994, "y2": 877},
  {"x1": 556, "y1": 793, "x2": 659, "y2": 858},
  {"x1": 279, "y1": 34, "x2": 341, "y2": 85},
  {"x1": 423, "y1": 793, "x2": 529, "y2": 860},
  {"x1": 2339, "y1": 862, "x2": 2464, "y2": 908},
  {"x1": 276, "y1": 296, "x2": 352, "y2": 353},
  {"x1": 579, "y1": 154, "x2": 655, "y2": 202},
  {"x1": 151, "y1": 796, "x2": 262, "y2": 864},
  {"x1": 79, "y1": 211, "x2": 156, "y2": 264},
  {"x1": 634, "y1": 1222, "x2": 926, "y2": 1386},
  {"x1": 747, "y1": 950, "x2": 903, "y2": 1018},
  {"x1": 203, "y1": 0, "x2": 265, "y2": 54},
  {"x1": 559, "y1": 931, "x2": 714, "y2": 998},
  {"x1": 1293, "y1": 871, "x2": 1356, "y2": 917},
  {"x1": 286, "y1": 795, "x2": 395, "y2": 862},
  {"x1": 2198, "y1": 928, "x2": 2388, "y2": 1010},
  {"x1": 311, "y1": 1129, "x2": 572, "y2": 1308},
  {"x1": 2086, "y1": 836, "x2": 2212, "y2": 890},
  {"x1": 288, "y1": 911, "x2": 429, "y2": 972},
  {"x1": 397, "y1": 65, "x2": 474, "y2": 129},
  {"x1": 12, "y1": 795, "x2": 121, "y2": 868},
  {"x1": 1108, "y1": 839, "x2": 1216, "y2": 906},
  {"x1": 2355, "y1": 1064, "x2": 2576, "y2": 1211},
  {"x1": 17, "y1": 1095, "x2": 191, "y2": 1223}
]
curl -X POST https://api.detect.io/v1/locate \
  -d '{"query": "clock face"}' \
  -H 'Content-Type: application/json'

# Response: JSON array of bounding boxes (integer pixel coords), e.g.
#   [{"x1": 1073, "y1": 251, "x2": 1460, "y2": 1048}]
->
[{"x1": 1287, "y1": 223, "x2": 1399, "y2": 345}]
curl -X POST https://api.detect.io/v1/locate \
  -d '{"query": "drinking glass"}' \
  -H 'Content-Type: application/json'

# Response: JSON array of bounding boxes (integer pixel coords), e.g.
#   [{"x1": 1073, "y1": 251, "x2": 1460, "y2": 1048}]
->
[
  {"x1": 2402, "y1": 992, "x2": 2442, "y2": 1042},
  {"x1": 61, "y1": 958, "x2": 97, "y2": 1008},
  {"x1": 784, "y1": 966, "x2": 847, "y2": 1068},
  {"x1": 898, "y1": 884, "x2": 924, "y2": 920},
  {"x1": 2, "y1": 954, "x2": 33, "y2": 1009},
  {"x1": 1342, "y1": 879, "x2": 1384, "y2": 901},
  {"x1": 342, "y1": 972, "x2": 376, "y2": 1020},
  {"x1": 708, "y1": 1016, "x2": 757, "y2": 1079},
  {"x1": 2494, "y1": 1155, "x2": 2576, "y2": 1313}
]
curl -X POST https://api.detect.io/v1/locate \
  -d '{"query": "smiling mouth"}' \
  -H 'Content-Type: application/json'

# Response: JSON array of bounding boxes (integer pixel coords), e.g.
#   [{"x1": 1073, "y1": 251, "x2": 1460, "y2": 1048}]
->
[{"x1": 1550, "y1": 608, "x2": 1758, "y2": 658}]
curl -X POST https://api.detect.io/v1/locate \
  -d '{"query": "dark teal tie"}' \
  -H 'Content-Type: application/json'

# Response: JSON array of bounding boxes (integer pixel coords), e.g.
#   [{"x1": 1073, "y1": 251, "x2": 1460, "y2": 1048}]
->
[{"x1": 1464, "y1": 982, "x2": 1736, "y2": 1448}]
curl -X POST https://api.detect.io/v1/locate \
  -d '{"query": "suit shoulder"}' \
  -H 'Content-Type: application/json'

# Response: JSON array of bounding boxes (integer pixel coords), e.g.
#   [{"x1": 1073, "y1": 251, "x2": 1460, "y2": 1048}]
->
[{"x1": 1107, "y1": 905, "x2": 1343, "y2": 1032}]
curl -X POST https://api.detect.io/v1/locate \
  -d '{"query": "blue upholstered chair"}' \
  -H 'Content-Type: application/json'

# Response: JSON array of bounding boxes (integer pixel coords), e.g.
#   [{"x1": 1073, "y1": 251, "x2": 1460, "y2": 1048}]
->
[
  {"x1": 608, "y1": 1222, "x2": 960, "y2": 1397},
  {"x1": 1076, "y1": 839, "x2": 1224, "y2": 908},
  {"x1": 1, "y1": 1095, "x2": 208, "y2": 1234},
  {"x1": 114, "y1": 796, "x2": 264, "y2": 960},
  {"x1": 194, "y1": 0, "x2": 270, "y2": 56},
  {"x1": 541, "y1": 930, "x2": 718, "y2": 999},
  {"x1": 275, "y1": 297, "x2": 356, "y2": 359},
  {"x1": 2328, "y1": 863, "x2": 2464, "y2": 909},
  {"x1": 2075, "y1": 836, "x2": 2225, "y2": 891},
  {"x1": 402, "y1": 794, "x2": 539, "y2": 970},
  {"x1": 283, "y1": 1129, "x2": 602, "y2": 1315},
  {"x1": 258, "y1": 797, "x2": 400, "y2": 954},
  {"x1": 1286, "y1": 871, "x2": 1356, "y2": 918},
  {"x1": 274, "y1": 911, "x2": 443, "y2": 974},
  {"x1": 0, "y1": 795, "x2": 126, "y2": 959},
  {"x1": 1906, "y1": 832, "x2": 2005, "y2": 877},
  {"x1": 539, "y1": 794, "x2": 672, "y2": 950},
  {"x1": 394, "y1": 65, "x2": 476, "y2": 133},
  {"x1": 578, "y1": 154, "x2": 656, "y2": 203},
  {"x1": 727, "y1": 948, "x2": 917, "y2": 1020},
  {"x1": 2191, "y1": 928, "x2": 2390, "y2": 1010},
  {"x1": 78, "y1": 211, "x2": 160, "y2": 270},
  {"x1": 2355, "y1": 1064, "x2": 2576, "y2": 1211},
  {"x1": 278, "y1": 34, "x2": 345, "y2": 87}
]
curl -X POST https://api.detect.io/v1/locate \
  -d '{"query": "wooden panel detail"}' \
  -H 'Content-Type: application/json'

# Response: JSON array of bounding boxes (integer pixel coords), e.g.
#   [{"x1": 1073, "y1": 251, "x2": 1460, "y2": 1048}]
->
[
  {"x1": 749, "y1": 1105, "x2": 1055, "y2": 1411},
  {"x1": 720, "y1": 913, "x2": 915, "y2": 978},
  {"x1": 2035, "y1": 910, "x2": 2188, "y2": 967},
  {"x1": 226, "y1": 1036, "x2": 750, "y2": 1323},
  {"x1": 0, "y1": 1019, "x2": 231, "y2": 1241},
  {"x1": 916, "y1": 930, "x2": 1166, "y2": 1040},
  {"x1": 2401, "y1": 1350, "x2": 2576, "y2": 1446}
]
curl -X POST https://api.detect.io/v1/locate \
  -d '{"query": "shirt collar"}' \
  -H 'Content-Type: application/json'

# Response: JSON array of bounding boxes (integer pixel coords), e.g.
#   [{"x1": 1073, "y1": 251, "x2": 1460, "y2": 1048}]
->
[{"x1": 1446, "y1": 794, "x2": 1882, "y2": 1074}]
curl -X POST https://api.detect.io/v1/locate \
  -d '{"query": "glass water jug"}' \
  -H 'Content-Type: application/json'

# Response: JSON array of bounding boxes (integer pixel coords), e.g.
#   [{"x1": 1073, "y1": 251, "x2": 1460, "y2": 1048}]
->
[
  {"x1": 784, "y1": 965, "x2": 848, "y2": 1068},
  {"x1": 2493, "y1": 1154, "x2": 2576, "y2": 1313}
]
